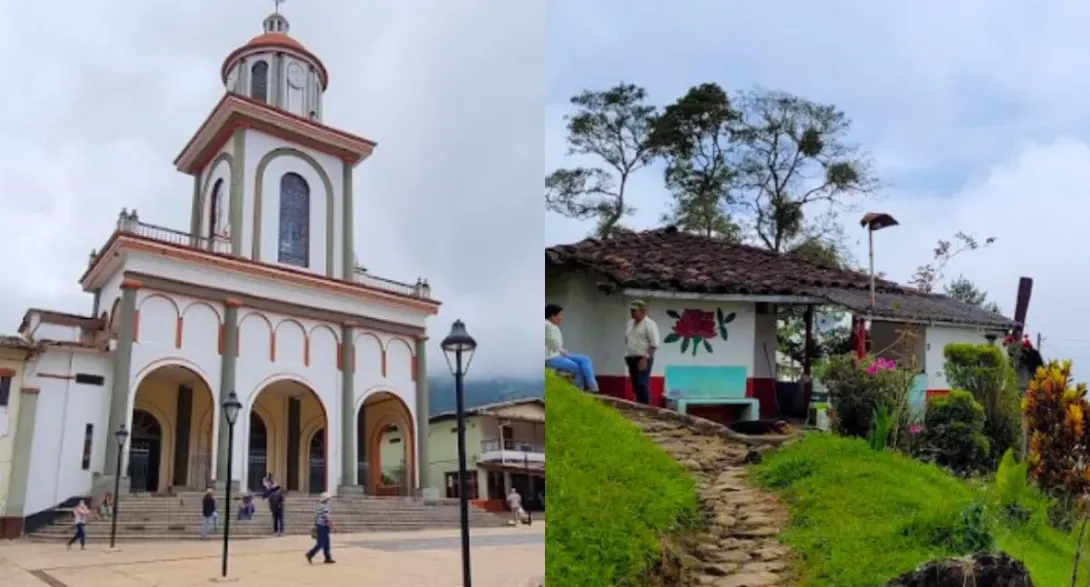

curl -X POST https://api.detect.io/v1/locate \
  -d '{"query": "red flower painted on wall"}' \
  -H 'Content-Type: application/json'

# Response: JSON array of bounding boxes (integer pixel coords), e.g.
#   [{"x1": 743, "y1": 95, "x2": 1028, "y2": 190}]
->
[{"x1": 663, "y1": 308, "x2": 736, "y2": 356}]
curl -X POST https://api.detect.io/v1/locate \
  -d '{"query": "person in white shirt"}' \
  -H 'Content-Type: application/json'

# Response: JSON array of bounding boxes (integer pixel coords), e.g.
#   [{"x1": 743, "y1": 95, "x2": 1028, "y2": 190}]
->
[
  {"x1": 544, "y1": 304, "x2": 599, "y2": 392},
  {"x1": 624, "y1": 300, "x2": 660, "y2": 405},
  {"x1": 507, "y1": 488, "x2": 525, "y2": 525}
]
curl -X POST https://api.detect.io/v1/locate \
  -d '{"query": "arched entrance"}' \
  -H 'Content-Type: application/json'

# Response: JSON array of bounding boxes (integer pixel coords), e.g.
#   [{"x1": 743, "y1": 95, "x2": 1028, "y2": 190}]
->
[
  {"x1": 357, "y1": 391, "x2": 415, "y2": 496},
  {"x1": 247, "y1": 412, "x2": 268, "y2": 492},
  {"x1": 308, "y1": 429, "x2": 327, "y2": 494},
  {"x1": 130, "y1": 363, "x2": 216, "y2": 493},
  {"x1": 247, "y1": 378, "x2": 328, "y2": 494},
  {"x1": 128, "y1": 410, "x2": 162, "y2": 493}
]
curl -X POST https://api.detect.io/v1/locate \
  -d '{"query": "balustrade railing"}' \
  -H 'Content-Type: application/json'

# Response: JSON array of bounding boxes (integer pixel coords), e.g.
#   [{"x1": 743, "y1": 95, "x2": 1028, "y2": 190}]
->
[
  {"x1": 481, "y1": 439, "x2": 545, "y2": 454},
  {"x1": 93, "y1": 209, "x2": 433, "y2": 300}
]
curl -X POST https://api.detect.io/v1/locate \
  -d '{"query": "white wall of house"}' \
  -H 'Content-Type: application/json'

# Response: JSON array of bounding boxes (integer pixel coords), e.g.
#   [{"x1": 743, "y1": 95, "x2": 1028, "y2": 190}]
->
[{"x1": 924, "y1": 325, "x2": 1003, "y2": 390}]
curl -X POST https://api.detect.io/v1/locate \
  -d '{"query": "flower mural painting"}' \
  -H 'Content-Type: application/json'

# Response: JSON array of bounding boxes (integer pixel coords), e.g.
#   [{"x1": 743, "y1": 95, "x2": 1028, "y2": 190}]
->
[{"x1": 663, "y1": 308, "x2": 736, "y2": 356}]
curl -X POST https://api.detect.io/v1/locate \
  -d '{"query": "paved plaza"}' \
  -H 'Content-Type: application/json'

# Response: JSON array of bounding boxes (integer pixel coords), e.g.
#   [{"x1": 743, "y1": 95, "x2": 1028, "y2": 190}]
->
[{"x1": 0, "y1": 525, "x2": 545, "y2": 586}]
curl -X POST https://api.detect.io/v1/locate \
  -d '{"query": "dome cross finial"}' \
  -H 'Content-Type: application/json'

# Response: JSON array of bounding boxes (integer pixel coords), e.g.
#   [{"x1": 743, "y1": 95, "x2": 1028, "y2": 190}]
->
[{"x1": 273, "y1": 0, "x2": 285, "y2": 15}]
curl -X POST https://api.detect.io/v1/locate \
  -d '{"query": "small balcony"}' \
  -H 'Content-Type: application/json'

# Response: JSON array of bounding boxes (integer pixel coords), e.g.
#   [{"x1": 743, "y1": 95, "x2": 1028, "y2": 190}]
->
[
  {"x1": 93, "y1": 209, "x2": 433, "y2": 300},
  {"x1": 480, "y1": 439, "x2": 545, "y2": 465}
]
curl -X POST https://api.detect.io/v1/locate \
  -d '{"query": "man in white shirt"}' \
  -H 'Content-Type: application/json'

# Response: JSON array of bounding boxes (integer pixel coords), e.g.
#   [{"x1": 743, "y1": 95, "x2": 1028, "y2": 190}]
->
[
  {"x1": 624, "y1": 300, "x2": 660, "y2": 405},
  {"x1": 544, "y1": 303, "x2": 599, "y2": 392}
]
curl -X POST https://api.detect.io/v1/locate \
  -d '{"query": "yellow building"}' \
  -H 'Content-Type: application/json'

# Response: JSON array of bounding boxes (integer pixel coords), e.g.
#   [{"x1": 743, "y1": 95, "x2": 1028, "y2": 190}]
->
[
  {"x1": 0, "y1": 335, "x2": 36, "y2": 538},
  {"x1": 426, "y1": 398, "x2": 544, "y2": 511}
]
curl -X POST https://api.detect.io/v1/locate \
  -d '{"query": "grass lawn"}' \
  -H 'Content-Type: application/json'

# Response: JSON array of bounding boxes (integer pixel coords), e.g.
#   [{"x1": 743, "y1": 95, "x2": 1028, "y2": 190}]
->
[
  {"x1": 754, "y1": 434, "x2": 1090, "y2": 587},
  {"x1": 544, "y1": 371, "x2": 698, "y2": 587}
]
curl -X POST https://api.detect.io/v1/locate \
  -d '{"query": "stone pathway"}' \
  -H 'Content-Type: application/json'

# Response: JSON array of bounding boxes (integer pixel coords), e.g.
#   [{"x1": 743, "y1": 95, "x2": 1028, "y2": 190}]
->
[{"x1": 602, "y1": 398, "x2": 795, "y2": 587}]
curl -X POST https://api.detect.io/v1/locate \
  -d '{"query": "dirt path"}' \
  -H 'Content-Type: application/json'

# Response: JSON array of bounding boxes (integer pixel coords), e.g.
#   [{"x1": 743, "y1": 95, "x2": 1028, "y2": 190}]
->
[{"x1": 601, "y1": 398, "x2": 796, "y2": 587}]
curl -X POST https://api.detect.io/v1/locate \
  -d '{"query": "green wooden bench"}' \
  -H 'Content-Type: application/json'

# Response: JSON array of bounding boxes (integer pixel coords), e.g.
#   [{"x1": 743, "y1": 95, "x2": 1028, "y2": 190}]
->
[{"x1": 662, "y1": 365, "x2": 759, "y2": 421}]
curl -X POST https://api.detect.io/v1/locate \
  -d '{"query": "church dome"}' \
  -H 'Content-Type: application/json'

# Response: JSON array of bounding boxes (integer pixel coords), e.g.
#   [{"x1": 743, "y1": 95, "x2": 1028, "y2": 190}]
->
[{"x1": 220, "y1": 13, "x2": 329, "y2": 91}]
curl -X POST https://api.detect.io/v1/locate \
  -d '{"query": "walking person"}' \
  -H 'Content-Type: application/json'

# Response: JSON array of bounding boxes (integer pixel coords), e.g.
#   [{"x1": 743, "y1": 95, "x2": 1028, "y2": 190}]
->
[
  {"x1": 507, "y1": 488, "x2": 525, "y2": 526},
  {"x1": 200, "y1": 489, "x2": 218, "y2": 540},
  {"x1": 544, "y1": 304, "x2": 599, "y2": 392},
  {"x1": 624, "y1": 300, "x2": 660, "y2": 405},
  {"x1": 268, "y1": 483, "x2": 285, "y2": 536},
  {"x1": 67, "y1": 500, "x2": 91, "y2": 550},
  {"x1": 305, "y1": 493, "x2": 335, "y2": 564}
]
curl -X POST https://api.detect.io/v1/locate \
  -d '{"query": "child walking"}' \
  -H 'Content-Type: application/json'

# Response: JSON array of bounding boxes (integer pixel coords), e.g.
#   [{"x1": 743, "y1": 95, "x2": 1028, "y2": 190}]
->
[
  {"x1": 67, "y1": 500, "x2": 91, "y2": 550},
  {"x1": 200, "y1": 489, "x2": 218, "y2": 539}
]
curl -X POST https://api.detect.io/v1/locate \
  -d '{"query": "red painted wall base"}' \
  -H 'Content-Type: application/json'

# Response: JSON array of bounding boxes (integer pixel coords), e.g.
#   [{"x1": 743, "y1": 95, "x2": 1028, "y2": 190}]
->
[
  {"x1": 746, "y1": 378, "x2": 777, "y2": 420},
  {"x1": 598, "y1": 375, "x2": 665, "y2": 407},
  {"x1": 925, "y1": 389, "x2": 950, "y2": 401}
]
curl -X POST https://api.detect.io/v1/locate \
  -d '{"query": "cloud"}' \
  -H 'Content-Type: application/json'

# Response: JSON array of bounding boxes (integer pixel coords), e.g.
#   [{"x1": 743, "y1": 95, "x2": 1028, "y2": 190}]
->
[
  {"x1": 545, "y1": 0, "x2": 1090, "y2": 375},
  {"x1": 0, "y1": 0, "x2": 544, "y2": 376}
]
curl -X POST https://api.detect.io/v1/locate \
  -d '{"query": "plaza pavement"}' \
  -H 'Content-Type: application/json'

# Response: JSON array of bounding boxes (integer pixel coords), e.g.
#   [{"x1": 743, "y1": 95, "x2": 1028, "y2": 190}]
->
[{"x1": 0, "y1": 524, "x2": 545, "y2": 586}]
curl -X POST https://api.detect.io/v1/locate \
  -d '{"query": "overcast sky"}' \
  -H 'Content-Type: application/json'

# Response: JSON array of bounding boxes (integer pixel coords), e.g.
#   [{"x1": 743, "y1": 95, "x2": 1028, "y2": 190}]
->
[
  {"x1": 546, "y1": 0, "x2": 1090, "y2": 372},
  {"x1": 0, "y1": 1, "x2": 544, "y2": 377}
]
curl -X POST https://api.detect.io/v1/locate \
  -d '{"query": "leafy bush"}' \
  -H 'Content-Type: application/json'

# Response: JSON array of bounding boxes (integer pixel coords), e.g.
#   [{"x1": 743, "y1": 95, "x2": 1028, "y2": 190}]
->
[
  {"x1": 867, "y1": 406, "x2": 894, "y2": 451},
  {"x1": 943, "y1": 342, "x2": 1023, "y2": 465},
  {"x1": 545, "y1": 371, "x2": 698, "y2": 587},
  {"x1": 920, "y1": 390, "x2": 990, "y2": 475},
  {"x1": 818, "y1": 354, "x2": 914, "y2": 439},
  {"x1": 1023, "y1": 359, "x2": 1090, "y2": 499},
  {"x1": 902, "y1": 501, "x2": 995, "y2": 552}
]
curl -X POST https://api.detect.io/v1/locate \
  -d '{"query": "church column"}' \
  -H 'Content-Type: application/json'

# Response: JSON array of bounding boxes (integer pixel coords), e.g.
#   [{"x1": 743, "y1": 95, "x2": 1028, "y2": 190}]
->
[
  {"x1": 216, "y1": 298, "x2": 241, "y2": 486},
  {"x1": 189, "y1": 174, "x2": 202, "y2": 241},
  {"x1": 339, "y1": 322, "x2": 358, "y2": 492},
  {"x1": 104, "y1": 278, "x2": 140, "y2": 480},
  {"x1": 414, "y1": 337, "x2": 431, "y2": 495},
  {"x1": 228, "y1": 131, "x2": 246, "y2": 256},
  {"x1": 342, "y1": 164, "x2": 355, "y2": 280}
]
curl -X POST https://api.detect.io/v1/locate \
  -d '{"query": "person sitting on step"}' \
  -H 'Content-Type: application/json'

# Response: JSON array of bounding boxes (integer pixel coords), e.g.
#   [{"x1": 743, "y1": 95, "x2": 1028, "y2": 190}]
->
[{"x1": 545, "y1": 304, "x2": 599, "y2": 392}]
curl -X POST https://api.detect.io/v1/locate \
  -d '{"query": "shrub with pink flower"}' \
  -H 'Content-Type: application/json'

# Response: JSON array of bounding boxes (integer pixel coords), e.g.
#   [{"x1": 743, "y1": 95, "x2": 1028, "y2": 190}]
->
[{"x1": 817, "y1": 353, "x2": 916, "y2": 440}]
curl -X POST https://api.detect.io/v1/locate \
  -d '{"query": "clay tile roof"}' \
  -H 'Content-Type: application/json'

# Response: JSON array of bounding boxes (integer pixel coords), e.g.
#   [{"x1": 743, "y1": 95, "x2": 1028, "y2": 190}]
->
[
  {"x1": 545, "y1": 226, "x2": 902, "y2": 295},
  {"x1": 546, "y1": 226, "x2": 1017, "y2": 329}
]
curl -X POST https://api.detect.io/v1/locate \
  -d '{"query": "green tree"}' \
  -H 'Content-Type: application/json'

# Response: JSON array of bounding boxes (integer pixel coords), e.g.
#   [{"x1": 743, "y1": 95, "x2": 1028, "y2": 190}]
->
[
  {"x1": 944, "y1": 275, "x2": 1002, "y2": 313},
  {"x1": 649, "y1": 83, "x2": 741, "y2": 240},
  {"x1": 545, "y1": 84, "x2": 658, "y2": 238},
  {"x1": 729, "y1": 89, "x2": 879, "y2": 252}
]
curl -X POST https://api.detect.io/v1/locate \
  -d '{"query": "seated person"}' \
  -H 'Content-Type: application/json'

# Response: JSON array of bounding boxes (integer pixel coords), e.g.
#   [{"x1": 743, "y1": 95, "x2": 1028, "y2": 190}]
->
[
  {"x1": 238, "y1": 489, "x2": 255, "y2": 520},
  {"x1": 545, "y1": 304, "x2": 599, "y2": 392}
]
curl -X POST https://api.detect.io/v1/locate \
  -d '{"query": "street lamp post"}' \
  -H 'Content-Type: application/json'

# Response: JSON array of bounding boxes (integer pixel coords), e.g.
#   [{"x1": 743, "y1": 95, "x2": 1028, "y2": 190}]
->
[
  {"x1": 219, "y1": 391, "x2": 242, "y2": 579},
  {"x1": 441, "y1": 319, "x2": 478, "y2": 587},
  {"x1": 108, "y1": 424, "x2": 129, "y2": 549},
  {"x1": 523, "y1": 450, "x2": 532, "y2": 526}
]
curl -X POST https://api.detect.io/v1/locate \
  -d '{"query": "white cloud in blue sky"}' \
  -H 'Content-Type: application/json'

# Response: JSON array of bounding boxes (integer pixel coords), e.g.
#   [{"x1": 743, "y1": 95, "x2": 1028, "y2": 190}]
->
[{"x1": 545, "y1": 0, "x2": 1090, "y2": 371}]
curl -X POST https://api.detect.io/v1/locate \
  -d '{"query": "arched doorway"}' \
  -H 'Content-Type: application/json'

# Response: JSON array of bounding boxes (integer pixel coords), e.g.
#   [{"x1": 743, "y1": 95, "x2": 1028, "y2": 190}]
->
[
  {"x1": 248, "y1": 378, "x2": 328, "y2": 493},
  {"x1": 308, "y1": 429, "x2": 327, "y2": 494},
  {"x1": 357, "y1": 391, "x2": 415, "y2": 496},
  {"x1": 130, "y1": 363, "x2": 216, "y2": 492},
  {"x1": 247, "y1": 412, "x2": 268, "y2": 492},
  {"x1": 128, "y1": 410, "x2": 162, "y2": 493}
]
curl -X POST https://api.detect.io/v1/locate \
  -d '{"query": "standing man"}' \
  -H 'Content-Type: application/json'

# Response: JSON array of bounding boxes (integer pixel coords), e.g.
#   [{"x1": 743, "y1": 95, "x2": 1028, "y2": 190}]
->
[{"x1": 624, "y1": 300, "x2": 660, "y2": 405}]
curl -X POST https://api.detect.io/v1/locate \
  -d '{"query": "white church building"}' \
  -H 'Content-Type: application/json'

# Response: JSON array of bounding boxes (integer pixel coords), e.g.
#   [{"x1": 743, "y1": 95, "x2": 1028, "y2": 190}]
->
[{"x1": 1, "y1": 10, "x2": 438, "y2": 531}]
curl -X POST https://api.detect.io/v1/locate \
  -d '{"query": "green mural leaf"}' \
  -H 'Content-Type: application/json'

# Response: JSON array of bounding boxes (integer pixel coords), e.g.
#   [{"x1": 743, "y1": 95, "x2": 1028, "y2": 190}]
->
[
  {"x1": 716, "y1": 307, "x2": 725, "y2": 325},
  {"x1": 666, "y1": 310, "x2": 681, "y2": 319},
  {"x1": 703, "y1": 340, "x2": 713, "y2": 353},
  {"x1": 692, "y1": 337, "x2": 701, "y2": 356},
  {"x1": 664, "y1": 333, "x2": 681, "y2": 344},
  {"x1": 723, "y1": 312, "x2": 737, "y2": 324},
  {"x1": 681, "y1": 338, "x2": 690, "y2": 354},
  {"x1": 720, "y1": 326, "x2": 729, "y2": 341}
]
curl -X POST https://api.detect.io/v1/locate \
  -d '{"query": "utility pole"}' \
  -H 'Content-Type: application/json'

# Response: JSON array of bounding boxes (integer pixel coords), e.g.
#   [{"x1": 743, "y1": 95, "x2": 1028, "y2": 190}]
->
[{"x1": 1036, "y1": 333, "x2": 1042, "y2": 352}]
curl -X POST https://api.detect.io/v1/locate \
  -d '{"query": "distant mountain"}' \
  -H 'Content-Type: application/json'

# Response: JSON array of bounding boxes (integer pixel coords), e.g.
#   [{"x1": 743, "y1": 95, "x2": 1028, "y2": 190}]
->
[{"x1": 427, "y1": 375, "x2": 544, "y2": 417}]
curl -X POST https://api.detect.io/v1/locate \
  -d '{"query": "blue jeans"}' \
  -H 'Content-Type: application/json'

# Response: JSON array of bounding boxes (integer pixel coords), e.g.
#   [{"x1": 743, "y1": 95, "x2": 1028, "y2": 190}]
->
[
  {"x1": 201, "y1": 514, "x2": 218, "y2": 538},
  {"x1": 546, "y1": 354, "x2": 598, "y2": 391},
  {"x1": 68, "y1": 522, "x2": 85, "y2": 548},
  {"x1": 307, "y1": 525, "x2": 332, "y2": 561}
]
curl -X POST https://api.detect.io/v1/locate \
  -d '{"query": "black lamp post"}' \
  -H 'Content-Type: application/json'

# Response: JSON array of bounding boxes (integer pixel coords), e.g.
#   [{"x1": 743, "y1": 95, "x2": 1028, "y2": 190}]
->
[
  {"x1": 441, "y1": 319, "x2": 478, "y2": 587},
  {"x1": 108, "y1": 424, "x2": 129, "y2": 549},
  {"x1": 219, "y1": 391, "x2": 242, "y2": 579}
]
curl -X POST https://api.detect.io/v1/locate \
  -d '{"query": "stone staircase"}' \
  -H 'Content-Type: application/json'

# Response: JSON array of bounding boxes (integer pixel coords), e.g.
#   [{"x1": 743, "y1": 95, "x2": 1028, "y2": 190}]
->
[{"x1": 26, "y1": 491, "x2": 509, "y2": 541}]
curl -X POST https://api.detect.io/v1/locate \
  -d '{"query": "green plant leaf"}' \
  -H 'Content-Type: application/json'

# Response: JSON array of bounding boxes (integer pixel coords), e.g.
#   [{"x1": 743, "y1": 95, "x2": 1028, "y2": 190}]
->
[
  {"x1": 719, "y1": 326, "x2": 728, "y2": 341},
  {"x1": 664, "y1": 333, "x2": 681, "y2": 344},
  {"x1": 703, "y1": 340, "x2": 713, "y2": 354},
  {"x1": 681, "y1": 338, "x2": 690, "y2": 354},
  {"x1": 666, "y1": 310, "x2": 680, "y2": 319},
  {"x1": 692, "y1": 337, "x2": 701, "y2": 356},
  {"x1": 716, "y1": 307, "x2": 725, "y2": 325},
  {"x1": 723, "y1": 312, "x2": 737, "y2": 324}
]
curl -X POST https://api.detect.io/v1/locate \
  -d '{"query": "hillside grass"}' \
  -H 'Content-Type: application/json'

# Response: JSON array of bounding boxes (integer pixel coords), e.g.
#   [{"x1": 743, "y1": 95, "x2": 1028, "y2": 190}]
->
[
  {"x1": 754, "y1": 434, "x2": 1090, "y2": 587},
  {"x1": 545, "y1": 371, "x2": 699, "y2": 587}
]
